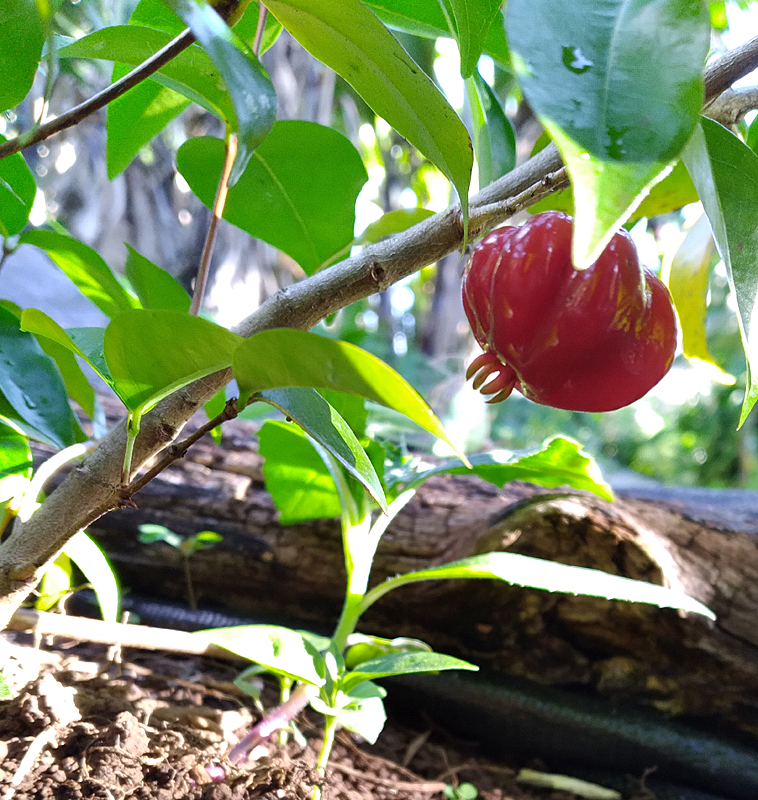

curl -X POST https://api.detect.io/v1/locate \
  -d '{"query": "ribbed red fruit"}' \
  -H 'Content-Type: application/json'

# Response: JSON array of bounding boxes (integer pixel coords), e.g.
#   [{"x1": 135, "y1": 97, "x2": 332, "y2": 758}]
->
[{"x1": 462, "y1": 211, "x2": 677, "y2": 412}]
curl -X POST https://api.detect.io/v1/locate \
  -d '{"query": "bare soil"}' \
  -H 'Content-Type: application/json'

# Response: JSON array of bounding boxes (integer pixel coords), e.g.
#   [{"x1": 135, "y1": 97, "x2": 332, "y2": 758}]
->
[{"x1": 0, "y1": 634, "x2": 636, "y2": 800}]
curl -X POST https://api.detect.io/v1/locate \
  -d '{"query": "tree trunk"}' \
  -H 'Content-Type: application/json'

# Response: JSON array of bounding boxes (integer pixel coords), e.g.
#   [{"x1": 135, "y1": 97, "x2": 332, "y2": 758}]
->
[{"x1": 81, "y1": 417, "x2": 758, "y2": 743}]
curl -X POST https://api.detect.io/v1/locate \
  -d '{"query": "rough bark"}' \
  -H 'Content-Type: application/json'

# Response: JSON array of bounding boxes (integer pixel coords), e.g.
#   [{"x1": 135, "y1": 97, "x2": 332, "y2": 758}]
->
[{"x1": 82, "y1": 418, "x2": 758, "y2": 742}]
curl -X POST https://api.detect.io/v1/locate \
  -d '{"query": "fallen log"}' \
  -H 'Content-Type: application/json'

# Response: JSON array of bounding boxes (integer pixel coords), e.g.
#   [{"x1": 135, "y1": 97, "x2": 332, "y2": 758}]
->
[{"x1": 83, "y1": 419, "x2": 758, "y2": 742}]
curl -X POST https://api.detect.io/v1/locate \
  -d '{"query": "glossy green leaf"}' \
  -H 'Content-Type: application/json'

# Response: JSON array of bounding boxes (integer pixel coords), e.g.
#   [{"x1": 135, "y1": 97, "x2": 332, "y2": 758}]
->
[
  {"x1": 177, "y1": 124, "x2": 367, "y2": 275},
  {"x1": 664, "y1": 213, "x2": 734, "y2": 385},
  {"x1": 529, "y1": 159, "x2": 699, "y2": 222},
  {"x1": 59, "y1": 27, "x2": 236, "y2": 119},
  {"x1": 103, "y1": 309, "x2": 242, "y2": 414},
  {"x1": 37, "y1": 554, "x2": 73, "y2": 611},
  {"x1": 202, "y1": 625, "x2": 325, "y2": 686},
  {"x1": 19, "y1": 230, "x2": 137, "y2": 319},
  {"x1": 21, "y1": 310, "x2": 112, "y2": 386},
  {"x1": 392, "y1": 437, "x2": 612, "y2": 501},
  {"x1": 467, "y1": 71, "x2": 516, "y2": 188},
  {"x1": 124, "y1": 245, "x2": 190, "y2": 312},
  {"x1": 259, "y1": 420, "x2": 342, "y2": 524},
  {"x1": 107, "y1": 72, "x2": 190, "y2": 179},
  {"x1": 0, "y1": 136, "x2": 36, "y2": 236},
  {"x1": 342, "y1": 651, "x2": 477, "y2": 692},
  {"x1": 0, "y1": 306, "x2": 84, "y2": 449},
  {"x1": 64, "y1": 531, "x2": 119, "y2": 623},
  {"x1": 234, "y1": 329, "x2": 462, "y2": 458},
  {"x1": 0, "y1": 421, "x2": 32, "y2": 486},
  {"x1": 259, "y1": 388, "x2": 386, "y2": 512},
  {"x1": 264, "y1": 0, "x2": 472, "y2": 228},
  {"x1": 0, "y1": 0, "x2": 45, "y2": 113},
  {"x1": 362, "y1": 551, "x2": 715, "y2": 619},
  {"x1": 364, "y1": 0, "x2": 510, "y2": 67},
  {"x1": 682, "y1": 118, "x2": 758, "y2": 426},
  {"x1": 506, "y1": 0, "x2": 709, "y2": 266},
  {"x1": 163, "y1": 0, "x2": 277, "y2": 182},
  {"x1": 446, "y1": 0, "x2": 504, "y2": 78}
]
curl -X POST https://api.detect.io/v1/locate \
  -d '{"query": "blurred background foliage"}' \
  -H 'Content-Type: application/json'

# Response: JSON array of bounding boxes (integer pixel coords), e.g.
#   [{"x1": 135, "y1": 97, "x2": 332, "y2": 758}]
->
[{"x1": 4, "y1": 0, "x2": 758, "y2": 489}]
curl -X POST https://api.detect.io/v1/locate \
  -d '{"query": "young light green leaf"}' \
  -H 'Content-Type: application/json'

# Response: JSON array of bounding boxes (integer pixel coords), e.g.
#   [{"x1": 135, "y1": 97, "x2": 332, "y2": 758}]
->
[
  {"x1": 0, "y1": 306, "x2": 84, "y2": 450},
  {"x1": 663, "y1": 213, "x2": 734, "y2": 385},
  {"x1": 19, "y1": 230, "x2": 138, "y2": 319},
  {"x1": 234, "y1": 329, "x2": 465, "y2": 461},
  {"x1": 63, "y1": 531, "x2": 119, "y2": 623},
  {"x1": 202, "y1": 625, "x2": 325, "y2": 686},
  {"x1": 103, "y1": 309, "x2": 242, "y2": 414},
  {"x1": 0, "y1": 136, "x2": 36, "y2": 236},
  {"x1": 138, "y1": 523, "x2": 183, "y2": 549},
  {"x1": 394, "y1": 437, "x2": 612, "y2": 501},
  {"x1": 20, "y1": 310, "x2": 112, "y2": 386},
  {"x1": 506, "y1": 0, "x2": 710, "y2": 266},
  {"x1": 204, "y1": 387, "x2": 227, "y2": 445},
  {"x1": 529, "y1": 159, "x2": 699, "y2": 223},
  {"x1": 335, "y1": 690, "x2": 386, "y2": 744},
  {"x1": 259, "y1": 420, "x2": 342, "y2": 524},
  {"x1": 0, "y1": 0, "x2": 45, "y2": 113},
  {"x1": 467, "y1": 71, "x2": 516, "y2": 188},
  {"x1": 361, "y1": 552, "x2": 715, "y2": 620},
  {"x1": 0, "y1": 421, "x2": 32, "y2": 484},
  {"x1": 446, "y1": 0, "x2": 504, "y2": 78},
  {"x1": 177, "y1": 124, "x2": 367, "y2": 276},
  {"x1": 259, "y1": 388, "x2": 386, "y2": 512},
  {"x1": 37, "y1": 554, "x2": 73, "y2": 612},
  {"x1": 354, "y1": 209, "x2": 435, "y2": 247},
  {"x1": 364, "y1": 0, "x2": 510, "y2": 67},
  {"x1": 163, "y1": 0, "x2": 277, "y2": 182},
  {"x1": 342, "y1": 651, "x2": 478, "y2": 692},
  {"x1": 124, "y1": 245, "x2": 190, "y2": 313},
  {"x1": 33, "y1": 336, "x2": 96, "y2": 419},
  {"x1": 682, "y1": 118, "x2": 758, "y2": 426},
  {"x1": 264, "y1": 0, "x2": 472, "y2": 230}
]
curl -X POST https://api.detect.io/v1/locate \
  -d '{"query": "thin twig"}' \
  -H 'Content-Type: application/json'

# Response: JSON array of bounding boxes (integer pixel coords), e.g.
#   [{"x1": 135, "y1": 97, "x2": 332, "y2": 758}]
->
[
  {"x1": 123, "y1": 398, "x2": 238, "y2": 499},
  {"x1": 189, "y1": 133, "x2": 238, "y2": 315},
  {"x1": 327, "y1": 762, "x2": 447, "y2": 793},
  {"x1": 0, "y1": 29, "x2": 195, "y2": 162},
  {"x1": 253, "y1": 4, "x2": 268, "y2": 56},
  {"x1": 705, "y1": 34, "x2": 758, "y2": 104}
]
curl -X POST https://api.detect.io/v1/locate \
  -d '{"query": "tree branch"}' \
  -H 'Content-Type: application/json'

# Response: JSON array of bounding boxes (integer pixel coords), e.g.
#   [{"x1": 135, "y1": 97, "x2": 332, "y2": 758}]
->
[
  {"x1": 0, "y1": 30, "x2": 196, "y2": 162},
  {"x1": 1, "y1": 36, "x2": 758, "y2": 629}
]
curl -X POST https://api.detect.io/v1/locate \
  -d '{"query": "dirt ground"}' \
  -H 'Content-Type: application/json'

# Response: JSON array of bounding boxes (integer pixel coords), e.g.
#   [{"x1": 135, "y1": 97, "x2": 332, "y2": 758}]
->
[{"x1": 0, "y1": 632, "x2": 643, "y2": 800}]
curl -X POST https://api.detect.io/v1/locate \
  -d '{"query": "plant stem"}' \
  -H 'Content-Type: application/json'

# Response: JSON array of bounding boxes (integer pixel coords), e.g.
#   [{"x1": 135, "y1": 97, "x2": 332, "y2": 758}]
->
[
  {"x1": 0, "y1": 30, "x2": 195, "y2": 162},
  {"x1": 313, "y1": 714, "x2": 339, "y2": 796},
  {"x1": 189, "y1": 131, "x2": 238, "y2": 315},
  {"x1": 182, "y1": 554, "x2": 197, "y2": 610},
  {"x1": 252, "y1": 4, "x2": 268, "y2": 56}
]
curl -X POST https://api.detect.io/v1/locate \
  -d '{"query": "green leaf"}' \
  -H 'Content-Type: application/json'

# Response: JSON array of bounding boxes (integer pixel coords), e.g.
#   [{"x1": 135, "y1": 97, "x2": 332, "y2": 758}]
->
[
  {"x1": 259, "y1": 388, "x2": 386, "y2": 512},
  {"x1": 335, "y1": 688, "x2": 386, "y2": 744},
  {"x1": 446, "y1": 0, "x2": 504, "y2": 78},
  {"x1": 363, "y1": 551, "x2": 715, "y2": 620},
  {"x1": 467, "y1": 71, "x2": 516, "y2": 189},
  {"x1": 0, "y1": 136, "x2": 36, "y2": 236},
  {"x1": 0, "y1": 0, "x2": 45, "y2": 113},
  {"x1": 528, "y1": 158, "x2": 699, "y2": 222},
  {"x1": 63, "y1": 531, "x2": 119, "y2": 623},
  {"x1": 664, "y1": 213, "x2": 734, "y2": 385},
  {"x1": 342, "y1": 651, "x2": 477, "y2": 692},
  {"x1": 202, "y1": 625, "x2": 325, "y2": 686},
  {"x1": 234, "y1": 329, "x2": 463, "y2": 459},
  {"x1": 37, "y1": 554, "x2": 73, "y2": 611},
  {"x1": 177, "y1": 123, "x2": 367, "y2": 275},
  {"x1": 506, "y1": 0, "x2": 710, "y2": 266},
  {"x1": 0, "y1": 306, "x2": 84, "y2": 449},
  {"x1": 138, "y1": 523, "x2": 183, "y2": 548},
  {"x1": 34, "y1": 336, "x2": 96, "y2": 419},
  {"x1": 20, "y1": 309, "x2": 112, "y2": 386},
  {"x1": 103, "y1": 309, "x2": 242, "y2": 414},
  {"x1": 264, "y1": 0, "x2": 472, "y2": 229},
  {"x1": 0, "y1": 420, "x2": 32, "y2": 482},
  {"x1": 395, "y1": 437, "x2": 613, "y2": 501},
  {"x1": 682, "y1": 118, "x2": 758, "y2": 425},
  {"x1": 354, "y1": 208, "x2": 435, "y2": 247},
  {"x1": 204, "y1": 387, "x2": 227, "y2": 444},
  {"x1": 124, "y1": 245, "x2": 190, "y2": 312},
  {"x1": 364, "y1": 0, "x2": 510, "y2": 67},
  {"x1": 107, "y1": 71, "x2": 190, "y2": 179},
  {"x1": 19, "y1": 230, "x2": 137, "y2": 319},
  {"x1": 163, "y1": 0, "x2": 277, "y2": 182},
  {"x1": 259, "y1": 420, "x2": 342, "y2": 524}
]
